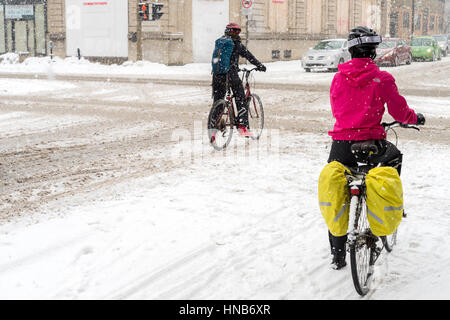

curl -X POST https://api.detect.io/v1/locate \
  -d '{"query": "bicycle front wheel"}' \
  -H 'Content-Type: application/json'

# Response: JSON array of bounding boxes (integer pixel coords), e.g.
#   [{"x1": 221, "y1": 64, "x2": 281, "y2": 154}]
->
[
  {"x1": 207, "y1": 99, "x2": 233, "y2": 151},
  {"x1": 381, "y1": 230, "x2": 397, "y2": 252},
  {"x1": 247, "y1": 94, "x2": 264, "y2": 140}
]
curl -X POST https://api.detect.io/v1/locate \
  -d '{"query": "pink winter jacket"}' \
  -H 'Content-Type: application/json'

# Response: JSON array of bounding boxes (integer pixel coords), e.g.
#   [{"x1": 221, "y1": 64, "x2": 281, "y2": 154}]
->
[{"x1": 329, "y1": 58, "x2": 417, "y2": 141}]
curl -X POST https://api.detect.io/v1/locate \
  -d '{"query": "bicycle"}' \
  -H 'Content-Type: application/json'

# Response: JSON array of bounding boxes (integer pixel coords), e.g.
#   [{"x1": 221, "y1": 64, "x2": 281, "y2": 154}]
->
[
  {"x1": 346, "y1": 120, "x2": 421, "y2": 296},
  {"x1": 207, "y1": 68, "x2": 264, "y2": 151}
]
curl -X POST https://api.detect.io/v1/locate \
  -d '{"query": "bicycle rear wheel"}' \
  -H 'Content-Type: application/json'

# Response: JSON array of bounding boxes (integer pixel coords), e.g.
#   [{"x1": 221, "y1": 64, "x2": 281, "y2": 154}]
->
[
  {"x1": 350, "y1": 233, "x2": 375, "y2": 296},
  {"x1": 207, "y1": 99, "x2": 233, "y2": 150},
  {"x1": 349, "y1": 198, "x2": 374, "y2": 296},
  {"x1": 247, "y1": 94, "x2": 264, "y2": 140}
]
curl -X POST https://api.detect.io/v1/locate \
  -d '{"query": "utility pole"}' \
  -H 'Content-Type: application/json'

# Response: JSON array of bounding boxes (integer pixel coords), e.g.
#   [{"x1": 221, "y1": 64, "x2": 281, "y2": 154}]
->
[
  {"x1": 241, "y1": 0, "x2": 252, "y2": 63},
  {"x1": 136, "y1": 0, "x2": 142, "y2": 61},
  {"x1": 245, "y1": 15, "x2": 249, "y2": 48},
  {"x1": 411, "y1": 0, "x2": 415, "y2": 40}
]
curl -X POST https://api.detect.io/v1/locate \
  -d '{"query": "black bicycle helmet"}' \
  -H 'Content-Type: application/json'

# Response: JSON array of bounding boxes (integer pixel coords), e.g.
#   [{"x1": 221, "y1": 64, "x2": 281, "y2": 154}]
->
[{"x1": 347, "y1": 26, "x2": 382, "y2": 60}]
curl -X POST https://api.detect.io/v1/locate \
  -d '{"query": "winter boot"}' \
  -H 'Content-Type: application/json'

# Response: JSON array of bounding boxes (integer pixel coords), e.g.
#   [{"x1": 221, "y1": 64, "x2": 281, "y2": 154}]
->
[
  {"x1": 331, "y1": 250, "x2": 347, "y2": 270},
  {"x1": 329, "y1": 231, "x2": 347, "y2": 270}
]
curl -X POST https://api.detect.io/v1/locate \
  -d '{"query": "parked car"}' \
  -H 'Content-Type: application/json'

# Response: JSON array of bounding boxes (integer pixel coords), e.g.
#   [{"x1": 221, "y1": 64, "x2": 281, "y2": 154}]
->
[
  {"x1": 301, "y1": 39, "x2": 351, "y2": 72},
  {"x1": 410, "y1": 36, "x2": 442, "y2": 61},
  {"x1": 432, "y1": 34, "x2": 449, "y2": 57},
  {"x1": 374, "y1": 38, "x2": 412, "y2": 66}
]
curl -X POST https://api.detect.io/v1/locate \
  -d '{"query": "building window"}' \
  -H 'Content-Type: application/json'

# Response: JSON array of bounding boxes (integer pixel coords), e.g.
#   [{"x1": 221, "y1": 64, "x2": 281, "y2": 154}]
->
[
  {"x1": 403, "y1": 12, "x2": 410, "y2": 29},
  {"x1": 415, "y1": 14, "x2": 421, "y2": 31},
  {"x1": 429, "y1": 15, "x2": 435, "y2": 31},
  {"x1": 390, "y1": 11, "x2": 399, "y2": 37},
  {"x1": 422, "y1": 13, "x2": 428, "y2": 35},
  {"x1": 0, "y1": 6, "x2": 5, "y2": 53},
  {"x1": 35, "y1": 3, "x2": 46, "y2": 55},
  {"x1": 0, "y1": 1, "x2": 46, "y2": 56},
  {"x1": 272, "y1": 50, "x2": 280, "y2": 59}
]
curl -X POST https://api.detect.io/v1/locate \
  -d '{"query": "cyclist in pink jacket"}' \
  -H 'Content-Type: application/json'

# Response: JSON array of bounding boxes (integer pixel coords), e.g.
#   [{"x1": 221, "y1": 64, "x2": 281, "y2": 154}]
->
[{"x1": 326, "y1": 26, "x2": 425, "y2": 270}]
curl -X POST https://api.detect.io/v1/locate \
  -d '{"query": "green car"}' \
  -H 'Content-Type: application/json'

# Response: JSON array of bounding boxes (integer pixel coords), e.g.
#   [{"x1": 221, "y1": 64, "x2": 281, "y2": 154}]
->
[{"x1": 410, "y1": 36, "x2": 441, "y2": 61}]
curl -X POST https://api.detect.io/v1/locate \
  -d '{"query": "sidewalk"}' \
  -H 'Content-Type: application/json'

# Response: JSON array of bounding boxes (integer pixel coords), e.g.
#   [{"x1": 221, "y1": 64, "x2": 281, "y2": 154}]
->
[
  {"x1": 0, "y1": 54, "x2": 449, "y2": 96},
  {"x1": 0, "y1": 54, "x2": 334, "y2": 89}
]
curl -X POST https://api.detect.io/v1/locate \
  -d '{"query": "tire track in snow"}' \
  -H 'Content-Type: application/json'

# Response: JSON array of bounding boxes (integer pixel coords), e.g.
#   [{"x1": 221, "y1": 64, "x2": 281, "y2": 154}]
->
[{"x1": 108, "y1": 243, "x2": 217, "y2": 299}]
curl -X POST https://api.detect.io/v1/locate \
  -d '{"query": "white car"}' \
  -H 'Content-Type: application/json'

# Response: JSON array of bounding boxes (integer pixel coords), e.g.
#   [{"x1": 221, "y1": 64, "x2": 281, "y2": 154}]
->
[{"x1": 302, "y1": 39, "x2": 351, "y2": 72}]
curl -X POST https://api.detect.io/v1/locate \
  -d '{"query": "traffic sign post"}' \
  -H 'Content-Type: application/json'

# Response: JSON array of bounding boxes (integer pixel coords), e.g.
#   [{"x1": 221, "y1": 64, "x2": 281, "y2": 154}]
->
[
  {"x1": 241, "y1": 0, "x2": 253, "y2": 50},
  {"x1": 136, "y1": 1, "x2": 164, "y2": 61},
  {"x1": 136, "y1": 0, "x2": 143, "y2": 60},
  {"x1": 241, "y1": 0, "x2": 252, "y2": 16}
]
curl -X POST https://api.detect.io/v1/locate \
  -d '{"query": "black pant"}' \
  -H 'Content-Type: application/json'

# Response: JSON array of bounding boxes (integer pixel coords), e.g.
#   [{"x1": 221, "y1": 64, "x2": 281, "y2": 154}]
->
[
  {"x1": 212, "y1": 70, "x2": 248, "y2": 127},
  {"x1": 327, "y1": 139, "x2": 403, "y2": 173},
  {"x1": 326, "y1": 139, "x2": 403, "y2": 257}
]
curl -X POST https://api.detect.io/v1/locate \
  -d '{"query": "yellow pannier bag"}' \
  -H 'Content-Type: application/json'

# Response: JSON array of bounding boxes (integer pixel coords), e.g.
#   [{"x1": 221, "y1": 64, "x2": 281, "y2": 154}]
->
[
  {"x1": 365, "y1": 167, "x2": 403, "y2": 236},
  {"x1": 318, "y1": 161, "x2": 350, "y2": 237}
]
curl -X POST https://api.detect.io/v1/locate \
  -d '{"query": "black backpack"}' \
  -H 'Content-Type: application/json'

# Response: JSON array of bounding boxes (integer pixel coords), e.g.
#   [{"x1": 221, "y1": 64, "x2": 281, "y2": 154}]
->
[{"x1": 211, "y1": 36, "x2": 235, "y2": 75}]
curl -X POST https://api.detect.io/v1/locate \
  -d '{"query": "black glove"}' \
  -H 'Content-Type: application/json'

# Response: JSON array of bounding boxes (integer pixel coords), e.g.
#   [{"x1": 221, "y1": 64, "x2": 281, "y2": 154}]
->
[
  {"x1": 257, "y1": 64, "x2": 266, "y2": 72},
  {"x1": 416, "y1": 113, "x2": 425, "y2": 125}
]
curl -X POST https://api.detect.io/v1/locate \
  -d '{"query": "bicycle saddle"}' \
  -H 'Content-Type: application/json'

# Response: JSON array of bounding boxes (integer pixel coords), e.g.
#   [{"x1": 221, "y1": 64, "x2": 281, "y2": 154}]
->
[
  {"x1": 351, "y1": 140, "x2": 402, "y2": 167},
  {"x1": 351, "y1": 140, "x2": 379, "y2": 162}
]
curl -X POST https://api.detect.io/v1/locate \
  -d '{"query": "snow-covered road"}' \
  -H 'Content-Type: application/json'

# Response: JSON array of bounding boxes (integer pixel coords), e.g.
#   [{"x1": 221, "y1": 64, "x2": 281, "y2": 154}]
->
[{"x1": 0, "y1": 57, "x2": 449, "y2": 299}]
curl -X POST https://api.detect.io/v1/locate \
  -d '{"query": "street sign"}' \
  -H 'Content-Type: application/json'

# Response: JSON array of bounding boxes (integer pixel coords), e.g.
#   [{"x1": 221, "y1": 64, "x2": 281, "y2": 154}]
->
[
  {"x1": 242, "y1": 0, "x2": 252, "y2": 8},
  {"x1": 152, "y1": 3, "x2": 163, "y2": 20},
  {"x1": 241, "y1": 0, "x2": 252, "y2": 16},
  {"x1": 5, "y1": 5, "x2": 34, "y2": 20}
]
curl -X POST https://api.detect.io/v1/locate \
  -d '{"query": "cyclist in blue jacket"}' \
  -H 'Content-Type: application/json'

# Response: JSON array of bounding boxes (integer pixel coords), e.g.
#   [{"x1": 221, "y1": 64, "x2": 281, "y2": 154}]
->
[{"x1": 212, "y1": 23, "x2": 266, "y2": 137}]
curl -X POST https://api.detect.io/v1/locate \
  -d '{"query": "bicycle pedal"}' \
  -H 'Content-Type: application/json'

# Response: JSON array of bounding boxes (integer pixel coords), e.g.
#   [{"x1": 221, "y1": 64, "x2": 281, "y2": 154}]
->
[{"x1": 217, "y1": 119, "x2": 226, "y2": 131}]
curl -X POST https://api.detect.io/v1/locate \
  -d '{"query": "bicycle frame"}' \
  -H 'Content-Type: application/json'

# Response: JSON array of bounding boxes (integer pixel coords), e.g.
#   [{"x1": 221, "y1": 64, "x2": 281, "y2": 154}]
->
[
  {"x1": 241, "y1": 68, "x2": 253, "y2": 100},
  {"x1": 241, "y1": 68, "x2": 261, "y2": 122},
  {"x1": 346, "y1": 172, "x2": 366, "y2": 243},
  {"x1": 223, "y1": 68, "x2": 258, "y2": 128}
]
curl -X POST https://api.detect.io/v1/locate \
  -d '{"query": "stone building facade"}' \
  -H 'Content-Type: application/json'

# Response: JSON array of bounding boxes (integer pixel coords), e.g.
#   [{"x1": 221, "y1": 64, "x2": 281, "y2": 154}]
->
[
  {"x1": 0, "y1": 0, "x2": 447, "y2": 65},
  {"x1": 389, "y1": 0, "x2": 446, "y2": 39},
  {"x1": 130, "y1": 0, "x2": 393, "y2": 64}
]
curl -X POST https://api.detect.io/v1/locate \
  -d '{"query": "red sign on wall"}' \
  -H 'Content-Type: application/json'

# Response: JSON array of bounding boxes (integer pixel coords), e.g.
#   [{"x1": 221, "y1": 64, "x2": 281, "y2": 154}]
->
[
  {"x1": 83, "y1": 2, "x2": 108, "y2": 5},
  {"x1": 242, "y1": 0, "x2": 252, "y2": 9}
]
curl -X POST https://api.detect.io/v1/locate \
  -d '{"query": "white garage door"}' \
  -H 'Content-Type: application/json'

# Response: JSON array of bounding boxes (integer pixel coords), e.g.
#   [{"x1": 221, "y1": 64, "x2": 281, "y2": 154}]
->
[
  {"x1": 65, "y1": 0, "x2": 128, "y2": 57},
  {"x1": 192, "y1": 0, "x2": 229, "y2": 63}
]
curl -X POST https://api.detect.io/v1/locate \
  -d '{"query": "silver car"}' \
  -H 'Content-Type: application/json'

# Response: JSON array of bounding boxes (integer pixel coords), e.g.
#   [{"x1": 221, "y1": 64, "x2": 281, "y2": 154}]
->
[
  {"x1": 432, "y1": 34, "x2": 448, "y2": 57},
  {"x1": 302, "y1": 39, "x2": 351, "y2": 72}
]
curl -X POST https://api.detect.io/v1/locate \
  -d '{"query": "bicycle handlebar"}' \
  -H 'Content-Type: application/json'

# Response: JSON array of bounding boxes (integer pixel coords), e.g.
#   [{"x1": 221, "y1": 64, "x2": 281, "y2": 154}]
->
[
  {"x1": 239, "y1": 67, "x2": 259, "y2": 73},
  {"x1": 381, "y1": 121, "x2": 421, "y2": 131},
  {"x1": 238, "y1": 67, "x2": 259, "y2": 84}
]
